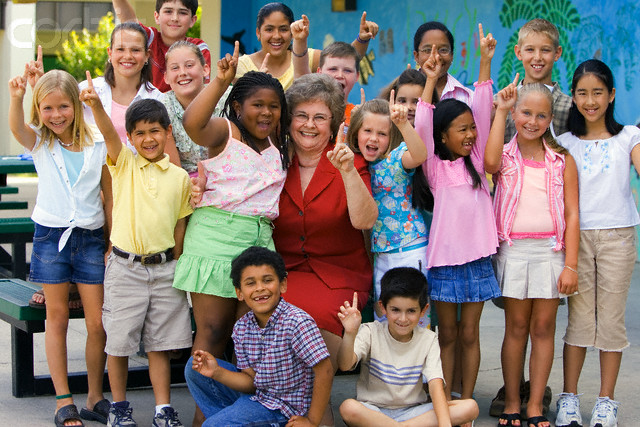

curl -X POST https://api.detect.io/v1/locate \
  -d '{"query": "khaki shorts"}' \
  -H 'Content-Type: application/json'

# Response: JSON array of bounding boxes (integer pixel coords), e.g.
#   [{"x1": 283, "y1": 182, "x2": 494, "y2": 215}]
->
[
  {"x1": 563, "y1": 227, "x2": 637, "y2": 351},
  {"x1": 103, "y1": 252, "x2": 192, "y2": 356}
]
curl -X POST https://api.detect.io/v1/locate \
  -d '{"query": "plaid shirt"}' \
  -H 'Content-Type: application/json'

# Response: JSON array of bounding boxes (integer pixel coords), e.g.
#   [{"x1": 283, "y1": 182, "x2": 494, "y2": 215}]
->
[
  {"x1": 233, "y1": 299, "x2": 330, "y2": 418},
  {"x1": 503, "y1": 81, "x2": 572, "y2": 143}
]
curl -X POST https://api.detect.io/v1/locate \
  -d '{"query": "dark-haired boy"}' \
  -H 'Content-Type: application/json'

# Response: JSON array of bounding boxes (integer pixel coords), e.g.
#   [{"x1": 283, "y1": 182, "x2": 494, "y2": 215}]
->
[
  {"x1": 185, "y1": 246, "x2": 334, "y2": 426},
  {"x1": 337, "y1": 267, "x2": 479, "y2": 426},
  {"x1": 81, "y1": 80, "x2": 193, "y2": 427},
  {"x1": 113, "y1": 0, "x2": 211, "y2": 92}
]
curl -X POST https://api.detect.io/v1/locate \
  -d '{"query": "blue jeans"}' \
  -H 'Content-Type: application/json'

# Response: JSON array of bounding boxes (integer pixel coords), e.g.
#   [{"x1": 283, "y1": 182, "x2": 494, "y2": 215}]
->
[{"x1": 184, "y1": 357, "x2": 288, "y2": 427}]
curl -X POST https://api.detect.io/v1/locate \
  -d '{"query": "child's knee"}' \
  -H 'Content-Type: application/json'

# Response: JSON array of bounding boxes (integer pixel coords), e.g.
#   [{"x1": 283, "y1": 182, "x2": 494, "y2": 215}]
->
[{"x1": 339, "y1": 399, "x2": 362, "y2": 422}]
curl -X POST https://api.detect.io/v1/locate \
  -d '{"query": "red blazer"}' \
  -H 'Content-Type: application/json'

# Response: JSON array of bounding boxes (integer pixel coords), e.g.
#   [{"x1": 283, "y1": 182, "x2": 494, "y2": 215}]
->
[{"x1": 273, "y1": 143, "x2": 373, "y2": 292}]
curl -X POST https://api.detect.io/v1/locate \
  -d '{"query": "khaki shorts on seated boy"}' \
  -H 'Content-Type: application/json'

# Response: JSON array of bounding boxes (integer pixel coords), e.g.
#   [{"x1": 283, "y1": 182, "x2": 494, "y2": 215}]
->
[
  {"x1": 80, "y1": 79, "x2": 193, "y2": 427},
  {"x1": 337, "y1": 267, "x2": 479, "y2": 426}
]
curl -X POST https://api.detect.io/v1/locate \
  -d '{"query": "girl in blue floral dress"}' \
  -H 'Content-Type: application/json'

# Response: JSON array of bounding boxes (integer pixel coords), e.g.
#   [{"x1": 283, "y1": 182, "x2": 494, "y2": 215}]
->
[{"x1": 347, "y1": 92, "x2": 429, "y2": 325}]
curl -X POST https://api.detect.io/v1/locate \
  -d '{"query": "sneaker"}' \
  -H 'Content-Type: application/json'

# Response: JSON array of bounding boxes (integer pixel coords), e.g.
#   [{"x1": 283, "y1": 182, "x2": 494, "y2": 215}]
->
[
  {"x1": 590, "y1": 396, "x2": 619, "y2": 427},
  {"x1": 556, "y1": 393, "x2": 583, "y2": 427},
  {"x1": 152, "y1": 406, "x2": 183, "y2": 427},
  {"x1": 107, "y1": 401, "x2": 137, "y2": 427}
]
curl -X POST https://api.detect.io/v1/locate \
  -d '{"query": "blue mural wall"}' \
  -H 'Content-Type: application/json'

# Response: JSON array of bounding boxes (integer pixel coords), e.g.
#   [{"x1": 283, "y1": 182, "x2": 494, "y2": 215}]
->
[{"x1": 220, "y1": 0, "x2": 640, "y2": 253}]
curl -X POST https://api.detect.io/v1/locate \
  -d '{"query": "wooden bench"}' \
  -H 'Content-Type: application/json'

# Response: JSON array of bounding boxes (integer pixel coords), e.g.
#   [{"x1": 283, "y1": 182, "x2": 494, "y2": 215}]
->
[
  {"x1": 0, "y1": 278, "x2": 187, "y2": 397},
  {"x1": 0, "y1": 201, "x2": 28, "y2": 210},
  {"x1": 0, "y1": 217, "x2": 34, "y2": 279}
]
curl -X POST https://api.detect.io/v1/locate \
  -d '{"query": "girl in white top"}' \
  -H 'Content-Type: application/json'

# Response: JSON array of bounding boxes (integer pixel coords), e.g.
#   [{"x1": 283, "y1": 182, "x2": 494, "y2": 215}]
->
[
  {"x1": 9, "y1": 69, "x2": 109, "y2": 427},
  {"x1": 555, "y1": 59, "x2": 640, "y2": 427}
]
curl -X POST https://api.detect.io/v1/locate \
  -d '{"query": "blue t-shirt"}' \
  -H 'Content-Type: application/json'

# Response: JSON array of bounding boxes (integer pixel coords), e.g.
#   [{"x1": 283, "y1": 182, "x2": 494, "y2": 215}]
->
[
  {"x1": 370, "y1": 142, "x2": 427, "y2": 252},
  {"x1": 60, "y1": 147, "x2": 85, "y2": 186}
]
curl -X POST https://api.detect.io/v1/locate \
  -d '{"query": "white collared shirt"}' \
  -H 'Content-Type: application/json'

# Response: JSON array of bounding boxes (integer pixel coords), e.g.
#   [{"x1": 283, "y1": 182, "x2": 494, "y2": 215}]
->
[{"x1": 28, "y1": 127, "x2": 106, "y2": 250}]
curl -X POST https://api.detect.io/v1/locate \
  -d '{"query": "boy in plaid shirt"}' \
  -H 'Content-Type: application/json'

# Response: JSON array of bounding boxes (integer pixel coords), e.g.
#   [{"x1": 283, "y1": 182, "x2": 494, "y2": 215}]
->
[{"x1": 185, "y1": 246, "x2": 333, "y2": 426}]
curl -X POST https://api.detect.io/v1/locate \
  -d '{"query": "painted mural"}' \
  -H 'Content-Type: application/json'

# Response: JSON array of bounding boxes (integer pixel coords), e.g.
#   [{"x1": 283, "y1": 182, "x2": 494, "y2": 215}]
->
[{"x1": 220, "y1": 0, "x2": 640, "y2": 251}]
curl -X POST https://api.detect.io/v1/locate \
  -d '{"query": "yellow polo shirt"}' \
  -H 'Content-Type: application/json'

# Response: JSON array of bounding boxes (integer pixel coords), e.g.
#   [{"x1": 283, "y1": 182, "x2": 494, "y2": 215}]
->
[{"x1": 108, "y1": 147, "x2": 193, "y2": 255}]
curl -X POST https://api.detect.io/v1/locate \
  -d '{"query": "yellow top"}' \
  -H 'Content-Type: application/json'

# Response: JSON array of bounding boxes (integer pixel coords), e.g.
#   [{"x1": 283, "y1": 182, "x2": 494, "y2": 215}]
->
[
  {"x1": 235, "y1": 48, "x2": 316, "y2": 90},
  {"x1": 107, "y1": 147, "x2": 193, "y2": 255}
]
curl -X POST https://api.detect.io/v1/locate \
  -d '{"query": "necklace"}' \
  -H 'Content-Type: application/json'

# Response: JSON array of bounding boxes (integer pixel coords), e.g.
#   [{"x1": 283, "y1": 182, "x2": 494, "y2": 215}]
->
[{"x1": 58, "y1": 139, "x2": 74, "y2": 148}]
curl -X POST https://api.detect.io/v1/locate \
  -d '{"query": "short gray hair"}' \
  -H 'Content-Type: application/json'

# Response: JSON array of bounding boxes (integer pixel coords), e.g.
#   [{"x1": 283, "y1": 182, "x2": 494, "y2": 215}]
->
[{"x1": 286, "y1": 73, "x2": 346, "y2": 139}]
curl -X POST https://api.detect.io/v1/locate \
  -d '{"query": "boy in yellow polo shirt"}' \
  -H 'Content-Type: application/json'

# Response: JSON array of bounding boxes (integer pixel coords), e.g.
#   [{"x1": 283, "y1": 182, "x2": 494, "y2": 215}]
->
[{"x1": 80, "y1": 74, "x2": 193, "y2": 427}]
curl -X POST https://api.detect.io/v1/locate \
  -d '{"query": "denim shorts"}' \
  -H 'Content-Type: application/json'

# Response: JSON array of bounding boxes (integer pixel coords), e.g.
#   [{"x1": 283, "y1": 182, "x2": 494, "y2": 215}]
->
[
  {"x1": 29, "y1": 223, "x2": 105, "y2": 285},
  {"x1": 428, "y1": 256, "x2": 501, "y2": 303}
]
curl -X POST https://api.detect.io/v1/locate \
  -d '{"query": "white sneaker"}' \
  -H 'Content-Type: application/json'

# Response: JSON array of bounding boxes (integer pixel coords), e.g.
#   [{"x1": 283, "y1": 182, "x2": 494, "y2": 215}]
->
[
  {"x1": 556, "y1": 393, "x2": 583, "y2": 427},
  {"x1": 590, "y1": 396, "x2": 619, "y2": 427}
]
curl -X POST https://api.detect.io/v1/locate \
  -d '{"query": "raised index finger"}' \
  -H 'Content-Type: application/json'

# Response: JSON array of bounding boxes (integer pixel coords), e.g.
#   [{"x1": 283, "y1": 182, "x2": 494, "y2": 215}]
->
[
  {"x1": 360, "y1": 11, "x2": 367, "y2": 28},
  {"x1": 389, "y1": 89, "x2": 395, "y2": 106},
  {"x1": 36, "y1": 45, "x2": 43, "y2": 65},
  {"x1": 360, "y1": 88, "x2": 366, "y2": 105},
  {"x1": 478, "y1": 23, "x2": 484, "y2": 40},
  {"x1": 232, "y1": 40, "x2": 240, "y2": 60},
  {"x1": 352, "y1": 291, "x2": 358, "y2": 308},
  {"x1": 512, "y1": 72, "x2": 520, "y2": 86},
  {"x1": 302, "y1": 14, "x2": 309, "y2": 26},
  {"x1": 85, "y1": 70, "x2": 94, "y2": 89}
]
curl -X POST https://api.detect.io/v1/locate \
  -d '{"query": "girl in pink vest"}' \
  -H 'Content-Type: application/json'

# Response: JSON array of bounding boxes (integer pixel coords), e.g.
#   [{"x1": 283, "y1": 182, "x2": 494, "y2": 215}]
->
[{"x1": 485, "y1": 79, "x2": 579, "y2": 427}]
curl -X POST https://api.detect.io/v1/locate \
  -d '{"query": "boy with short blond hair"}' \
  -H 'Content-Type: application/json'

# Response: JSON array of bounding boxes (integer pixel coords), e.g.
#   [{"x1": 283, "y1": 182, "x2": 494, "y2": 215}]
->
[
  {"x1": 503, "y1": 18, "x2": 571, "y2": 142},
  {"x1": 337, "y1": 267, "x2": 478, "y2": 426},
  {"x1": 113, "y1": 0, "x2": 211, "y2": 92},
  {"x1": 81, "y1": 78, "x2": 193, "y2": 426}
]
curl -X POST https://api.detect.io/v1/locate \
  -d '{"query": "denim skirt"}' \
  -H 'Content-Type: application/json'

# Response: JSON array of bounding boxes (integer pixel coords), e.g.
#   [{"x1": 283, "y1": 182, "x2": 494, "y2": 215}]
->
[{"x1": 427, "y1": 256, "x2": 501, "y2": 303}]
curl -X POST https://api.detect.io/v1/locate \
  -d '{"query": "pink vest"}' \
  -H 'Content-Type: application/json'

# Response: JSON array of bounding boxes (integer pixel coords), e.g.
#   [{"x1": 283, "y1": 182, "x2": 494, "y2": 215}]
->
[{"x1": 493, "y1": 136, "x2": 566, "y2": 251}]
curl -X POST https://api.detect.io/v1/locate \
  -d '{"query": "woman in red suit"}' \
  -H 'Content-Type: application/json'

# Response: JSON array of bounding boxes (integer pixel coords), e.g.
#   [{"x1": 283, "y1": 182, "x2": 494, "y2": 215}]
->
[{"x1": 274, "y1": 73, "x2": 377, "y2": 370}]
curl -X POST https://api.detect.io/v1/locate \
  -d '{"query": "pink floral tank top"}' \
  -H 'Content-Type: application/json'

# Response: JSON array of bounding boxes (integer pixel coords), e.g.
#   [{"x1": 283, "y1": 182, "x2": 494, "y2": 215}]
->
[{"x1": 198, "y1": 119, "x2": 287, "y2": 220}]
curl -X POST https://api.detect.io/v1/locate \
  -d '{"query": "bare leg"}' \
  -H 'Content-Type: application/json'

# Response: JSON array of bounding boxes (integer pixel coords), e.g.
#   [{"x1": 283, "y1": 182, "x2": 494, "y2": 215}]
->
[
  {"x1": 402, "y1": 399, "x2": 480, "y2": 427},
  {"x1": 458, "y1": 302, "x2": 484, "y2": 399},
  {"x1": 107, "y1": 355, "x2": 129, "y2": 403},
  {"x1": 599, "y1": 350, "x2": 622, "y2": 399},
  {"x1": 76, "y1": 283, "x2": 107, "y2": 410},
  {"x1": 527, "y1": 298, "x2": 558, "y2": 425},
  {"x1": 501, "y1": 297, "x2": 532, "y2": 424},
  {"x1": 339, "y1": 399, "x2": 400, "y2": 427},
  {"x1": 434, "y1": 301, "x2": 458, "y2": 399},
  {"x1": 148, "y1": 351, "x2": 171, "y2": 405},
  {"x1": 562, "y1": 343, "x2": 586, "y2": 394}
]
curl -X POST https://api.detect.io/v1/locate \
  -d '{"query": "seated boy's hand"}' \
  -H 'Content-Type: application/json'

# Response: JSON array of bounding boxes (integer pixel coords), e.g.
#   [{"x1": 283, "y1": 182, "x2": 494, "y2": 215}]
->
[
  {"x1": 337, "y1": 292, "x2": 362, "y2": 335},
  {"x1": 192, "y1": 349, "x2": 220, "y2": 379},
  {"x1": 286, "y1": 415, "x2": 316, "y2": 427}
]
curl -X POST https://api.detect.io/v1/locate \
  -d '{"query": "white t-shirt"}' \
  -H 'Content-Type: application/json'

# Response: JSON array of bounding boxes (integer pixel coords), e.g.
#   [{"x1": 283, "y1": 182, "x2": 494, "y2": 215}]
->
[
  {"x1": 352, "y1": 320, "x2": 444, "y2": 409},
  {"x1": 558, "y1": 126, "x2": 640, "y2": 229}
]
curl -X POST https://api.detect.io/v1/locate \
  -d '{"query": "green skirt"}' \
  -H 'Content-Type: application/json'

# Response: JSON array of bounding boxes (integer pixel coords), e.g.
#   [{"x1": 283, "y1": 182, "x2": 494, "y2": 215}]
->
[{"x1": 173, "y1": 206, "x2": 274, "y2": 298}]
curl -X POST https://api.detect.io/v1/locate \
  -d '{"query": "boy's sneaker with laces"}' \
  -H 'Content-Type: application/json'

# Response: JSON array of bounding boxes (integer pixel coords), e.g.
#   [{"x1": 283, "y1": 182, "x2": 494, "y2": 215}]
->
[
  {"x1": 152, "y1": 406, "x2": 183, "y2": 427},
  {"x1": 556, "y1": 392, "x2": 583, "y2": 427},
  {"x1": 107, "y1": 401, "x2": 137, "y2": 427},
  {"x1": 590, "y1": 396, "x2": 619, "y2": 427}
]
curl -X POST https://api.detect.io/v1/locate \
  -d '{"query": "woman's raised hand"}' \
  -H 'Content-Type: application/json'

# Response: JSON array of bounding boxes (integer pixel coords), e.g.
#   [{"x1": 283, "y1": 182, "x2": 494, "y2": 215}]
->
[
  {"x1": 421, "y1": 46, "x2": 443, "y2": 81},
  {"x1": 327, "y1": 122, "x2": 355, "y2": 172},
  {"x1": 479, "y1": 23, "x2": 497, "y2": 60},
  {"x1": 217, "y1": 41, "x2": 240, "y2": 84}
]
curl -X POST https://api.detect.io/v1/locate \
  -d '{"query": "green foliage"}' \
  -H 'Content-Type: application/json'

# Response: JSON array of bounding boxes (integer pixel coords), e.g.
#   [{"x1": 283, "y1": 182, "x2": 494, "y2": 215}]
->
[
  {"x1": 56, "y1": 12, "x2": 115, "y2": 81},
  {"x1": 186, "y1": 7, "x2": 202, "y2": 39}
]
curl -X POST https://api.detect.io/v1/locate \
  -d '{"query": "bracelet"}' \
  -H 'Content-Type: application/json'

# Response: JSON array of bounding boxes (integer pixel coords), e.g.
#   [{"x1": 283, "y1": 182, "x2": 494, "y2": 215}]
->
[
  {"x1": 356, "y1": 34, "x2": 370, "y2": 44},
  {"x1": 56, "y1": 393, "x2": 72, "y2": 400},
  {"x1": 292, "y1": 48, "x2": 308, "y2": 57},
  {"x1": 564, "y1": 265, "x2": 578, "y2": 274}
]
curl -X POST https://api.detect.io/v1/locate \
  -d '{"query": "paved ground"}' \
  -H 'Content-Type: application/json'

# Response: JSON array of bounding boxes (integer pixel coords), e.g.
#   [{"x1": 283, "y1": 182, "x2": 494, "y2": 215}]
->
[{"x1": 1, "y1": 176, "x2": 639, "y2": 426}]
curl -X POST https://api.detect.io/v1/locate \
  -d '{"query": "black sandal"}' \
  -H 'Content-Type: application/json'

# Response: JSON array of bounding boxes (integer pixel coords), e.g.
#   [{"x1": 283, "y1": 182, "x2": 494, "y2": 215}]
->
[
  {"x1": 498, "y1": 412, "x2": 521, "y2": 427},
  {"x1": 54, "y1": 404, "x2": 84, "y2": 427},
  {"x1": 80, "y1": 398, "x2": 110, "y2": 424},
  {"x1": 527, "y1": 415, "x2": 549, "y2": 427}
]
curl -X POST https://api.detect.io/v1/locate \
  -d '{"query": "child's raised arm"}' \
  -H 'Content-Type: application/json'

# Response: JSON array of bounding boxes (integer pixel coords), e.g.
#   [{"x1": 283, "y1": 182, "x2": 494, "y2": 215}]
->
[
  {"x1": 183, "y1": 41, "x2": 239, "y2": 150},
  {"x1": 191, "y1": 349, "x2": 257, "y2": 394},
  {"x1": 79, "y1": 71, "x2": 122, "y2": 163},
  {"x1": 337, "y1": 292, "x2": 362, "y2": 371},
  {"x1": 485, "y1": 74, "x2": 519, "y2": 173},
  {"x1": 291, "y1": 14, "x2": 311, "y2": 79},
  {"x1": 8, "y1": 71, "x2": 37, "y2": 150},
  {"x1": 112, "y1": 0, "x2": 137, "y2": 23},
  {"x1": 389, "y1": 89, "x2": 427, "y2": 169},
  {"x1": 352, "y1": 11, "x2": 379, "y2": 58},
  {"x1": 477, "y1": 23, "x2": 496, "y2": 84}
]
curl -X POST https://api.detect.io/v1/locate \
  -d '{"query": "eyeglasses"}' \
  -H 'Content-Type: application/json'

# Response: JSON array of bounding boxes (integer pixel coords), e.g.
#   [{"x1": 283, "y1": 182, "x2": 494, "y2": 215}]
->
[
  {"x1": 292, "y1": 112, "x2": 332, "y2": 125},
  {"x1": 418, "y1": 46, "x2": 452, "y2": 56}
]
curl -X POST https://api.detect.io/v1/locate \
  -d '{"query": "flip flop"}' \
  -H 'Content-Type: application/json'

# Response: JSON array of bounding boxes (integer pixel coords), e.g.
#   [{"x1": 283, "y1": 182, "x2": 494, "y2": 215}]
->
[
  {"x1": 527, "y1": 415, "x2": 549, "y2": 427},
  {"x1": 28, "y1": 289, "x2": 84, "y2": 313},
  {"x1": 498, "y1": 412, "x2": 521, "y2": 426},
  {"x1": 54, "y1": 404, "x2": 84, "y2": 427},
  {"x1": 80, "y1": 398, "x2": 110, "y2": 424}
]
